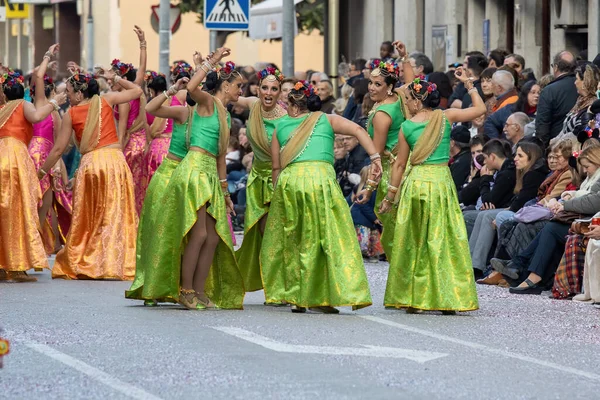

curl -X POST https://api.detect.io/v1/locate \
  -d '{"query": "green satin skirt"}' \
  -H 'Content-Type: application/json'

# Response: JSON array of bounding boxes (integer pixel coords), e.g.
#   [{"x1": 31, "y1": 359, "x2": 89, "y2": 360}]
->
[
  {"x1": 384, "y1": 165, "x2": 479, "y2": 311},
  {"x1": 126, "y1": 158, "x2": 180, "y2": 302},
  {"x1": 130, "y1": 151, "x2": 245, "y2": 309},
  {"x1": 236, "y1": 160, "x2": 272, "y2": 292},
  {"x1": 375, "y1": 157, "x2": 396, "y2": 257},
  {"x1": 260, "y1": 161, "x2": 372, "y2": 310}
]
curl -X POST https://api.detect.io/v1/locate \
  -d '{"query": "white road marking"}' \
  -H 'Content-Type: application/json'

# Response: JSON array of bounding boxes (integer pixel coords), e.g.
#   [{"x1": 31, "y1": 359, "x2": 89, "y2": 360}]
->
[
  {"x1": 213, "y1": 326, "x2": 447, "y2": 363},
  {"x1": 361, "y1": 316, "x2": 600, "y2": 382},
  {"x1": 26, "y1": 343, "x2": 164, "y2": 400}
]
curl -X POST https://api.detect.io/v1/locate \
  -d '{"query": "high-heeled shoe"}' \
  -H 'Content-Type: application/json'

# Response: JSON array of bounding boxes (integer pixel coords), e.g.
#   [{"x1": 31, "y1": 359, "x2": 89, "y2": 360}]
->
[{"x1": 195, "y1": 292, "x2": 218, "y2": 310}]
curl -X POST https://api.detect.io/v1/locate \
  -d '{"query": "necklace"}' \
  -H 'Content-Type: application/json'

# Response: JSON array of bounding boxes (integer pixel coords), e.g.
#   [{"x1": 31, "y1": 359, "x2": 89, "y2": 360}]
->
[
  {"x1": 368, "y1": 94, "x2": 398, "y2": 118},
  {"x1": 261, "y1": 104, "x2": 286, "y2": 120}
]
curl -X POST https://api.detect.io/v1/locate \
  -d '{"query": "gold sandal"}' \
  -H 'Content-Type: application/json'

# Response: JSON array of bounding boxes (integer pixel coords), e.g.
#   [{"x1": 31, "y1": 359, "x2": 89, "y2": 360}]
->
[
  {"x1": 179, "y1": 289, "x2": 203, "y2": 310},
  {"x1": 8, "y1": 271, "x2": 37, "y2": 283},
  {"x1": 195, "y1": 292, "x2": 218, "y2": 310},
  {"x1": 308, "y1": 306, "x2": 340, "y2": 314}
]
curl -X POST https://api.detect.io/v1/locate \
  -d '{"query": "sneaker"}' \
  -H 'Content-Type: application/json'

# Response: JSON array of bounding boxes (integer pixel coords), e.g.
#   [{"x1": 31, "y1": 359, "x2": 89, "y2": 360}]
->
[
  {"x1": 593, "y1": 302, "x2": 600, "y2": 309},
  {"x1": 573, "y1": 293, "x2": 592, "y2": 303},
  {"x1": 490, "y1": 258, "x2": 519, "y2": 280}
]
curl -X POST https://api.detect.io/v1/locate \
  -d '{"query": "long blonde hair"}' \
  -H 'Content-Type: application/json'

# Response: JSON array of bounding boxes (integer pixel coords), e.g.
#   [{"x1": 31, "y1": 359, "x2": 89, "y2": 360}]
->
[{"x1": 356, "y1": 166, "x2": 371, "y2": 193}]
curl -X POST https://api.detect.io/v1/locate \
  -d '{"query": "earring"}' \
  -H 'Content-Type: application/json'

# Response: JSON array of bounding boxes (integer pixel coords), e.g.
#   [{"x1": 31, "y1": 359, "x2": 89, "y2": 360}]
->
[
  {"x1": 387, "y1": 90, "x2": 393, "y2": 96},
  {"x1": 225, "y1": 89, "x2": 230, "y2": 94}
]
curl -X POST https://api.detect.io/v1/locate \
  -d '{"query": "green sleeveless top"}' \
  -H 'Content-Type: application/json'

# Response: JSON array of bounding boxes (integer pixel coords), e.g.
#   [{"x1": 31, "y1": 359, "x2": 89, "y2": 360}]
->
[
  {"x1": 168, "y1": 113, "x2": 190, "y2": 159},
  {"x1": 191, "y1": 102, "x2": 231, "y2": 155},
  {"x1": 401, "y1": 117, "x2": 451, "y2": 165},
  {"x1": 276, "y1": 113, "x2": 334, "y2": 165},
  {"x1": 367, "y1": 99, "x2": 405, "y2": 152},
  {"x1": 248, "y1": 115, "x2": 285, "y2": 162}
]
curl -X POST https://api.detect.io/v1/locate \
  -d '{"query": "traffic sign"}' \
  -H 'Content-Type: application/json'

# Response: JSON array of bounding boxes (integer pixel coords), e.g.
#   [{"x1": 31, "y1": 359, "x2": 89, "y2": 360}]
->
[
  {"x1": 150, "y1": 4, "x2": 182, "y2": 34},
  {"x1": 0, "y1": 0, "x2": 29, "y2": 19},
  {"x1": 204, "y1": 0, "x2": 250, "y2": 31}
]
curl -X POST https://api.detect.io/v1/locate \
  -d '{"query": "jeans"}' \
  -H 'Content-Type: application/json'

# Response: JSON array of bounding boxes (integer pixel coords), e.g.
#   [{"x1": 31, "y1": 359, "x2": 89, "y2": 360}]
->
[
  {"x1": 495, "y1": 210, "x2": 515, "y2": 236},
  {"x1": 463, "y1": 210, "x2": 481, "y2": 238},
  {"x1": 512, "y1": 221, "x2": 570, "y2": 283},
  {"x1": 227, "y1": 170, "x2": 247, "y2": 193},
  {"x1": 469, "y1": 209, "x2": 503, "y2": 271}
]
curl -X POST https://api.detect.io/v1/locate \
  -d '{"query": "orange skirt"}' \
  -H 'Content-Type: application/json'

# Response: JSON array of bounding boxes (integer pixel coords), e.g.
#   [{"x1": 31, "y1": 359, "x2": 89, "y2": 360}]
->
[
  {"x1": 52, "y1": 148, "x2": 138, "y2": 280},
  {"x1": 0, "y1": 137, "x2": 49, "y2": 271}
]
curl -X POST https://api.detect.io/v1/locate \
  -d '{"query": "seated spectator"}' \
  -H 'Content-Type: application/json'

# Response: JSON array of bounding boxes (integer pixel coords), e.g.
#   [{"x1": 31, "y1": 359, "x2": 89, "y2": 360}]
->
[
  {"x1": 490, "y1": 70, "x2": 519, "y2": 114},
  {"x1": 458, "y1": 136, "x2": 487, "y2": 207},
  {"x1": 520, "y1": 68, "x2": 536, "y2": 85},
  {"x1": 504, "y1": 53, "x2": 525, "y2": 74},
  {"x1": 343, "y1": 133, "x2": 369, "y2": 174},
  {"x1": 535, "y1": 51, "x2": 577, "y2": 148},
  {"x1": 470, "y1": 142, "x2": 547, "y2": 276},
  {"x1": 309, "y1": 71, "x2": 329, "y2": 86},
  {"x1": 334, "y1": 83, "x2": 353, "y2": 115},
  {"x1": 317, "y1": 80, "x2": 336, "y2": 114},
  {"x1": 356, "y1": 96, "x2": 374, "y2": 129},
  {"x1": 409, "y1": 52, "x2": 434, "y2": 79},
  {"x1": 379, "y1": 41, "x2": 395, "y2": 62},
  {"x1": 463, "y1": 139, "x2": 516, "y2": 240},
  {"x1": 226, "y1": 135, "x2": 241, "y2": 166},
  {"x1": 461, "y1": 53, "x2": 489, "y2": 109},
  {"x1": 491, "y1": 145, "x2": 600, "y2": 294},
  {"x1": 347, "y1": 166, "x2": 384, "y2": 261},
  {"x1": 350, "y1": 79, "x2": 369, "y2": 124},
  {"x1": 334, "y1": 135, "x2": 356, "y2": 197},
  {"x1": 470, "y1": 113, "x2": 486, "y2": 137},
  {"x1": 449, "y1": 126, "x2": 473, "y2": 191},
  {"x1": 488, "y1": 48, "x2": 509, "y2": 68},
  {"x1": 550, "y1": 63, "x2": 600, "y2": 148},
  {"x1": 484, "y1": 81, "x2": 540, "y2": 138},
  {"x1": 480, "y1": 67, "x2": 498, "y2": 114},
  {"x1": 503, "y1": 112, "x2": 530, "y2": 151},
  {"x1": 280, "y1": 78, "x2": 295, "y2": 108},
  {"x1": 342, "y1": 59, "x2": 367, "y2": 119}
]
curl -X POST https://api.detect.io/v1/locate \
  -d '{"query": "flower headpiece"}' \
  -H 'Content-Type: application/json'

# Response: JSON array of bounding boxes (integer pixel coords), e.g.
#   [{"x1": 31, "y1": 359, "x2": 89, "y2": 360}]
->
[
  {"x1": 171, "y1": 62, "x2": 193, "y2": 79},
  {"x1": 0, "y1": 70, "x2": 25, "y2": 90},
  {"x1": 68, "y1": 73, "x2": 93, "y2": 92},
  {"x1": 110, "y1": 59, "x2": 133, "y2": 76},
  {"x1": 144, "y1": 70, "x2": 164, "y2": 84},
  {"x1": 409, "y1": 77, "x2": 437, "y2": 101},
  {"x1": 217, "y1": 61, "x2": 236, "y2": 78},
  {"x1": 291, "y1": 80, "x2": 316, "y2": 98},
  {"x1": 257, "y1": 67, "x2": 284, "y2": 83},
  {"x1": 368, "y1": 59, "x2": 400, "y2": 78},
  {"x1": 30, "y1": 74, "x2": 55, "y2": 96}
]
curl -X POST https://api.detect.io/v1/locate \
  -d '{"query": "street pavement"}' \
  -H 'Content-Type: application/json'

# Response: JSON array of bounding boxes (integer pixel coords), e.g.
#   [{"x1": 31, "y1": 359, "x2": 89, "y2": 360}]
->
[{"x1": 2, "y1": 253, "x2": 600, "y2": 400}]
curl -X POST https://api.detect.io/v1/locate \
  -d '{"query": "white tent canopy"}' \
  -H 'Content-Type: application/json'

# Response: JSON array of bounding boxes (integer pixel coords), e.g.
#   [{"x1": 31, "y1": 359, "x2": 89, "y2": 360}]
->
[{"x1": 249, "y1": 0, "x2": 303, "y2": 40}]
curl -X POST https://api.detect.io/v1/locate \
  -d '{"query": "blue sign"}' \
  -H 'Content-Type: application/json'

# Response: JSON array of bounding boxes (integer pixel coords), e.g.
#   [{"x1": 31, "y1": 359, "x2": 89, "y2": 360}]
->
[
  {"x1": 204, "y1": 0, "x2": 250, "y2": 31},
  {"x1": 483, "y1": 19, "x2": 490, "y2": 56}
]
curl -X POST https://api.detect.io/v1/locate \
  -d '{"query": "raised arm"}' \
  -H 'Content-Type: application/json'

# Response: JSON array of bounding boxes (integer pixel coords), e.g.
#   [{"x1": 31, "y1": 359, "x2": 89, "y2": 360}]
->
[
  {"x1": 145, "y1": 77, "x2": 190, "y2": 123},
  {"x1": 38, "y1": 111, "x2": 73, "y2": 179},
  {"x1": 233, "y1": 96, "x2": 259, "y2": 110},
  {"x1": 133, "y1": 26, "x2": 147, "y2": 87},
  {"x1": 187, "y1": 48, "x2": 230, "y2": 105},
  {"x1": 392, "y1": 40, "x2": 414, "y2": 83},
  {"x1": 24, "y1": 44, "x2": 65, "y2": 124},
  {"x1": 102, "y1": 70, "x2": 143, "y2": 107},
  {"x1": 271, "y1": 129, "x2": 281, "y2": 186},
  {"x1": 444, "y1": 67, "x2": 486, "y2": 124}
]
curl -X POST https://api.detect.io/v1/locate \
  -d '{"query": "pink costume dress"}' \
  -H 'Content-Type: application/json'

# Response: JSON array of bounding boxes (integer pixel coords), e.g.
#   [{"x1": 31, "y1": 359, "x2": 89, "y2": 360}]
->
[
  {"x1": 117, "y1": 98, "x2": 147, "y2": 215},
  {"x1": 143, "y1": 95, "x2": 180, "y2": 189}
]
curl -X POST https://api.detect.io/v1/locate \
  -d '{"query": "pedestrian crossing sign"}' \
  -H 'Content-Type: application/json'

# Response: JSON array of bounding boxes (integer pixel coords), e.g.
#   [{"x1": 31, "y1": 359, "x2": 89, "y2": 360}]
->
[{"x1": 204, "y1": 0, "x2": 250, "y2": 31}]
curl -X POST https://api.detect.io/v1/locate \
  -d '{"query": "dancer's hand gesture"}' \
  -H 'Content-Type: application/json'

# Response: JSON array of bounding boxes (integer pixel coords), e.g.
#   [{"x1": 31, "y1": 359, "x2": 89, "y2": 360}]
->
[
  {"x1": 225, "y1": 196, "x2": 235, "y2": 216},
  {"x1": 211, "y1": 47, "x2": 231, "y2": 64},
  {"x1": 134, "y1": 25, "x2": 145, "y2": 43},
  {"x1": 392, "y1": 40, "x2": 407, "y2": 59},
  {"x1": 355, "y1": 188, "x2": 372, "y2": 205},
  {"x1": 174, "y1": 77, "x2": 189, "y2": 91},
  {"x1": 379, "y1": 198, "x2": 393, "y2": 214},
  {"x1": 370, "y1": 158, "x2": 383, "y2": 181},
  {"x1": 47, "y1": 44, "x2": 60, "y2": 59},
  {"x1": 52, "y1": 92, "x2": 67, "y2": 107},
  {"x1": 454, "y1": 67, "x2": 472, "y2": 83}
]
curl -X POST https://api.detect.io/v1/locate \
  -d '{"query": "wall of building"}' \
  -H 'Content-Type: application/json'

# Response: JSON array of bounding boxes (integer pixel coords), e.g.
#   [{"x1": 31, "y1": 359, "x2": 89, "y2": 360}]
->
[{"x1": 106, "y1": 0, "x2": 323, "y2": 73}]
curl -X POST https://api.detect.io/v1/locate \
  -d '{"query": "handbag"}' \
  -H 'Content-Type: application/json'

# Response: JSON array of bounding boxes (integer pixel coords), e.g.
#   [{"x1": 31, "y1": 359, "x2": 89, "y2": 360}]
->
[
  {"x1": 552, "y1": 210, "x2": 583, "y2": 224},
  {"x1": 514, "y1": 205, "x2": 553, "y2": 223},
  {"x1": 570, "y1": 219, "x2": 592, "y2": 235}
]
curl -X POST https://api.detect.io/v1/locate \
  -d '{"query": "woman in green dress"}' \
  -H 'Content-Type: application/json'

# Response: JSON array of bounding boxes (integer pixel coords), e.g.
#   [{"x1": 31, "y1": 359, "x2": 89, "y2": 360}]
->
[
  {"x1": 124, "y1": 77, "x2": 193, "y2": 306},
  {"x1": 364, "y1": 40, "x2": 414, "y2": 257},
  {"x1": 378, "y1": 70, "x2": 485, "y2": 314},
  {"x1": 260, "y1": 81, "x2": 383, "y2": 313},
  {"x1": 234, "y1": 67, "x2": 287, "y2": 293}
]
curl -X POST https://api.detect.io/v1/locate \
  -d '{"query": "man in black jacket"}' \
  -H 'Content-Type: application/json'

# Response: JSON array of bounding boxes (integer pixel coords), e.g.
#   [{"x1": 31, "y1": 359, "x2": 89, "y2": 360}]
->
[
  {"x1": 534, "y1": 51, "x2": 577, "y2": 149},
  {"x1": 449, "y1": 126, "x2": 472, "y2": 191},
  {"x1": 343, "y1": 135, "x2": 369, "y2": 174}
]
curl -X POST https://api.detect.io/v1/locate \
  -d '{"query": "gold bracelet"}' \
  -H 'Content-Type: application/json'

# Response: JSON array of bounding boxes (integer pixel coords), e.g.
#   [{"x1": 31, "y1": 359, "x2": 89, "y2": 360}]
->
[
  {"x1": 387, "y1": 184, "x2": 399, "y2": 193},
  {"x1": 39, "y1": 168, "x2": 48, "y2": 177},
  {"x1": 367, "y1": 179, "x2": 378, "y2": 187},
  {"x1": 114, "y1": 75, "x2": 122, "y2": 84}
]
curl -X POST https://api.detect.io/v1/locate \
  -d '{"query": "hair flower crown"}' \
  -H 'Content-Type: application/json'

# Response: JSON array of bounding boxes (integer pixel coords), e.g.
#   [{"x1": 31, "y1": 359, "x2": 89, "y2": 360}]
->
[
  {"x1": 292, "y1": 80, "x2": 316, "y2": 98},
  {"x1": 0, "y1": 70, "x2": 24, "y2": 89},
  {"x1": 144, "y1": 70, "x2": 164, "y2": 83},
  {"x1": 257, "y1": 67, "x2": 284, "y2": 83},
  {"x1": 368, "y1": 59, "x2": 400, "y2": 78},
  {"x1": 111, "y1": 59, "x2": 133, "y2": 76},
  {"x1": 216, "y1": 61, "x2": 236, "y2": 78}
]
